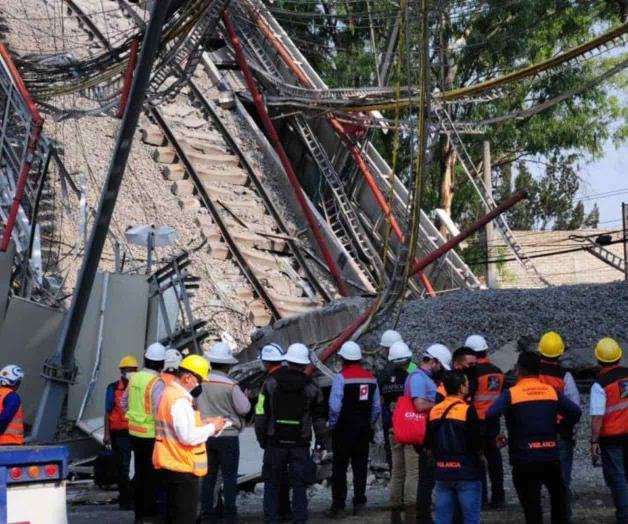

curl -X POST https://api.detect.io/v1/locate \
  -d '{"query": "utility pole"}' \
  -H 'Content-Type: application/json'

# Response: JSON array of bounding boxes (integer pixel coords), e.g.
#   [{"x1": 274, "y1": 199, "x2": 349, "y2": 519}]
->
[
  {"x1": 483, "y1": 141, "x2": 497, "y2": 288},
  {"x1": 31, "y1": 0, "x2": 172, "y2": 442},
  {"x1": 623, "y1": 202, "x2": 628, "y2": 281}
]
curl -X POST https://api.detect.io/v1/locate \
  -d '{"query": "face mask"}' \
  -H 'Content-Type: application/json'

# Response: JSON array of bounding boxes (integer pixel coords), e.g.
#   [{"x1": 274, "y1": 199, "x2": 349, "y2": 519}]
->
[
  {"x1": 463, "y1": 366, "x2": 477, "y2": 380},
  {"x1": 432, "y1": 366, "x2": 445, "y2": 382},
  {"x1": 190, "y1": 384, "x2": 202, "y2": 398}
]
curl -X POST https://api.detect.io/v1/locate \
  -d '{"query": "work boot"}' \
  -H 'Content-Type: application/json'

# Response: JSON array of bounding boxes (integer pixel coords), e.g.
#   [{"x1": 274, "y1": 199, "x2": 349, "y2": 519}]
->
[
  {"x1": 353, "y1": 504, "x2": 366, "y2": 516},
  {"x1": 324, "y1": 507, "x2": 346, "y2": 519},
  {"x1": 404, "y1": 506, "x2": 416, "y2": 524},
  {"x1": 390, "y1": 508, "x2": 403, "y2": 524}
]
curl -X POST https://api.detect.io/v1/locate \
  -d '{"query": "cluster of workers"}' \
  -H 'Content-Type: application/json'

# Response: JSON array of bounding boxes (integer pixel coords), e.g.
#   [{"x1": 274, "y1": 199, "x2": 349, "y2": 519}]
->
[{"x1": 0, "y1": 329, "x2": 626, "y2": 524}]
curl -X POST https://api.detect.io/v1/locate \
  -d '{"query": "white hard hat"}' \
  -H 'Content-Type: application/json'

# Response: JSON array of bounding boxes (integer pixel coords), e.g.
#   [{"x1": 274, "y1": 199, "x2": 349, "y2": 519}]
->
[
  {"x1": 285, "y1": 343, "x2": 311, "y2": 365},
  {"x1": 380, "y1": 330, "x2": 403, "y2": 348},
  {"x1": 145, "y1": 342, "x2": 166, "y2": 361},
  {"x1": 338, "y1": 341, "x2": 362, "y2": 361},
  {"x1": 205, "y1": 342, "x2": 238, "y2": 364},
  {"x1": 424, "y1": 344, "x2": 452, "y2": 370},
  {"x1": 0, "y1": 365, "x2": 24, "y2": 387},
  {"x1": 465, "y1": 334, "x2": 488, "y2": 353},
  {"x1": 260, "y1": 343, "x2": 285, "y2": 362},
  {"x1": 164, "y1": 348, "x2": 182, "y2": 370},
  {"x1": 388, "y1": 341, "x2": 412, "y2": 362}
]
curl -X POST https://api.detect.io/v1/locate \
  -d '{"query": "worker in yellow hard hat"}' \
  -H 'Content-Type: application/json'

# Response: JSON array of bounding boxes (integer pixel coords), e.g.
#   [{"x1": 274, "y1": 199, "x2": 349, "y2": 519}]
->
[
  {"x1": 590, "y1": 337, "x2": 628, "y2": 524},
  {"x1": 537, "y1": 331, "x2": 580, "y2": 521},
  {"x1": 153, "y1": 354, "x2": 229, "y2": 524},
  {"x1": 104, "y1": 354, "x2": 138, "y2": 510}
]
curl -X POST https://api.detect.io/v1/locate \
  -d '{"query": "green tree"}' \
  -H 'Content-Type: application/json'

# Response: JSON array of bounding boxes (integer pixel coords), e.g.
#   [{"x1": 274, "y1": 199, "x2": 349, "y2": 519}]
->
[{"x1": 584, "y1": 203, "x2": 601, "y2": 228}]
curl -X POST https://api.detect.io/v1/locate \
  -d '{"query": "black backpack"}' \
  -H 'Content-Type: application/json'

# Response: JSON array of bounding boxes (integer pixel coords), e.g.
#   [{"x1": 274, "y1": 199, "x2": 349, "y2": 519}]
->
[{"x1": 271, "y1": 383, "x2": 308, "y2": 445}]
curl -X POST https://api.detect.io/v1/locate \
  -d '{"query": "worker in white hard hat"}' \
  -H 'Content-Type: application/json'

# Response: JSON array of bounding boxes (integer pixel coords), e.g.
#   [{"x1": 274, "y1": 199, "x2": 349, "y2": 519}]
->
[
  {"x1": 104, "y1": 355, "x2": 139, "y2": 510},
  {"x1": 162, "y1": 348, "x2": 183, "y2": 386},
  {"x1": 121, "y1": 342, "x2": 166, "y2": 522},
  {"x1": 377, "y1": 342, "x2": 419, "y2": 521},
  {"x1": 326, "y1": 341, "x2": 381, "y2": 518},
  {"x1": 403, "y1": 343, "x2": 451, "y2": 524},
  {"x1": 198, "y1": 343, "x2": 250, "y2": 524},
  {"x1": 256, "y1": 343, "x2": 327, "y2": 524},
  {"x1": 464, "y1": 334, "x2": 506, "y2": 508},
  {"x1": 0, "y1": 365, "x2": 25, "y2": 446}
]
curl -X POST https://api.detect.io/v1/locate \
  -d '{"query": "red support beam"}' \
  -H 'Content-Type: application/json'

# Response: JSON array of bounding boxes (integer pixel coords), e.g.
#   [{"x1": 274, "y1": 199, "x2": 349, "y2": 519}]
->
[
  {"x1": 0, "y1": 44, "x2": 44, "y2": 252},
  {"x1": 242, "y1": 6, "x2": 435, "y2": 296},
  {"x1": 223, "y1": 13, "x2": 350, "y2": 297},
  {"x1": 307, "y1": 190, "x2": 526, "y2": 373},
  {"x1": 117, "y1": 38, "x2": 140, "y2": 118}
]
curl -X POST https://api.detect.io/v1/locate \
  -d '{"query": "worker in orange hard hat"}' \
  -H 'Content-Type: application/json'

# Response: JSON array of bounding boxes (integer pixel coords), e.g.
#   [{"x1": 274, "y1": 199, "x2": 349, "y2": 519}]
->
[
  {"x1": 590, "y1": 337, "x2": 628, "y2": 524},
  {"x1": 104, "y1": 355, "x2": 138, "y2": 510}
]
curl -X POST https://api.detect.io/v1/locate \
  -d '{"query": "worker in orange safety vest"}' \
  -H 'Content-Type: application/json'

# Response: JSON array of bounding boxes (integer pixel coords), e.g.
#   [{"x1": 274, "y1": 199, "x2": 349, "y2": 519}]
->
[
  {"x1": 153, "y1": 354, "x2": 228, "y2": 524},
  {"x1": 0, "y1": 365, "x2": 25, "y2": 446},
  {"x1": 104, "y1": 355, "x2": 138, "y2": 510}
]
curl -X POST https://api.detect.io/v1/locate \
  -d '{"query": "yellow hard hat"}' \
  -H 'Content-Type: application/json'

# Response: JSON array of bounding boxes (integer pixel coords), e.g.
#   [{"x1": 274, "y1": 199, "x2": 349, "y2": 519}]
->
[
  {"x1": 594, "y1": 337, "x2": 623, "y2": 364},
  {"x1": 179, "y1": 355, "x2": 211, "y2": 381},
  {"x1": 538, "y1": 331, "x2": 565, "y2": 358},
  {"x1": 119, "y1": 355, "x2": 139, "y2": 369}
]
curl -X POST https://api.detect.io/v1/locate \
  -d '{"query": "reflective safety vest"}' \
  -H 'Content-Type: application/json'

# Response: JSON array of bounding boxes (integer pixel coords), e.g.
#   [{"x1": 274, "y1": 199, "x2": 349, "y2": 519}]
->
[
  {"x1": 596, "y1": 365, "x2": 628, "y2": 440},
  {"x1": 0, "y1": 387, "x2": 23, "y2": 445},
  {"x1": 153, "y1": 384, "x2": 208, "y2": 476},
  {"x1": 161, "y1": 372, "x2": 176, "y2": 387},
  {"x1": 127, "y1": 370, "x2": 161, "y2": 438},
  {"x1": 539, "y1": 360, "x2": 567, "y2": 394},
  {"x1": 473, "y1": 357, "x2": 504, "y2": 420},
  {"x1": 108, "y1": 379, "x2": 129, "y2": 431}
]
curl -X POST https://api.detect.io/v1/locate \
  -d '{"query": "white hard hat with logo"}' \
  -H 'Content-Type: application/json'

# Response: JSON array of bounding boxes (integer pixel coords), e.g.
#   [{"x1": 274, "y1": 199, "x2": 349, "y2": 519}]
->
[
  {"x1": 260, "y1": 343, "x2": 285, "y2": 362},
  {"x1": 145, "y1": 342, "x2": 166, "y2": 361},
  {"x1": 380, "y1": 330, "x2": 403, "y2": 348},
  {"x1": 0, "y1": 365, "x2": 24, "y2": 387},
  {"x1": 205, "y1": 342, "x2": 238, "y2": 364},
  {"x1": 388, "y1": 341, "x2": 412, "y2": 362},
  {"x1": 164, "y1": 348, "x2": 183, "y2": 370},
  {"x1": 285, "y1": 343, "x2": 311, "y2": 365},
  {"x1": 465, "y1": 334, "x2": 488, "y2": 353},
  {"x1": 424, "y1": 343, "x2": 452, "y2": 370},
  {"x1": 338, "y1": 341, "x2": 362, "y2": 361}
]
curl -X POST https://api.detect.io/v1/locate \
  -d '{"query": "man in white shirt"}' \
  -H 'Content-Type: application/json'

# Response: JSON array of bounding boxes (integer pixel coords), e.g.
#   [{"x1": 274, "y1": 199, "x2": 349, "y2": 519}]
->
[{"x1": 153, "y1": 355, "x2": 227, "y2": 524}]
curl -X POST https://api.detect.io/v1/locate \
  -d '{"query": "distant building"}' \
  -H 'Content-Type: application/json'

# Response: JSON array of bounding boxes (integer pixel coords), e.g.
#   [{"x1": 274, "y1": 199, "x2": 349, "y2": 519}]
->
[{"x1": 492, "y1": 229, "x2": 626, "y2": 288}]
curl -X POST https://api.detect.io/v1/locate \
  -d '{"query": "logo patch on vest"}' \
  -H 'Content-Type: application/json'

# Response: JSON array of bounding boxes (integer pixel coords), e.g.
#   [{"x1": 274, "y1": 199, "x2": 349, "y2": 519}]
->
[
  {"x1": 620, "y1": 380, "x2": 628, "y2": 399},
  {"x1": 488, "y1": 376, "x2": 501, "y2": 391},
  {"x1": 359, "y1": 384, "x2": 369, "y2": 400}
]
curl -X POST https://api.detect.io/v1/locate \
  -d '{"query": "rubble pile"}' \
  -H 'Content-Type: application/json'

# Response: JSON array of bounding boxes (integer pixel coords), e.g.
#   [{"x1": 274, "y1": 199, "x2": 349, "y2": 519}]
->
[{"x1": 387, "y1": 281, "x2": 628, "y2": 369}]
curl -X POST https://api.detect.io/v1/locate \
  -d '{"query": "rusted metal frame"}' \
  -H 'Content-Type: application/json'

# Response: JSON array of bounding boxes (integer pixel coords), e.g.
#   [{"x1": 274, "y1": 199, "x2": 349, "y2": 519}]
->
[
  {"x1": 223, "y1": 12, "x2": 350, "y2": 297},
  {"x1": 186, "y1": 80, "x2": 332, "y2": 302},
  {"x1": 0, "y1": 44, "x2": 44, "y2": 252},
  {"x1": 117, "y1": 38, "x2": 140, "y2": 117},
  {"x1": 239, "y1": 6, "x2": 436, "y2": 296},
  {"x1": 149, "y1": 106, "x2": 282, "y2": 320},
  {"x1": 306, "y1": 190, "x2": 527, "y2": 374}
]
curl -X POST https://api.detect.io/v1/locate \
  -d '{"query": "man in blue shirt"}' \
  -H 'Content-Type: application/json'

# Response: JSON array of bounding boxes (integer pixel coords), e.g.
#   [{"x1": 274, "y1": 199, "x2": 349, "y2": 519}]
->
[
  {"x1": 404, "y1": 343, "x2": 452, "y2": 524},
  {"x1": 0, "y1": 365, "x2": 25, "y2": 445},
  {"x1": 327, "y1": 341, "x2": 381, "y2": 518}
]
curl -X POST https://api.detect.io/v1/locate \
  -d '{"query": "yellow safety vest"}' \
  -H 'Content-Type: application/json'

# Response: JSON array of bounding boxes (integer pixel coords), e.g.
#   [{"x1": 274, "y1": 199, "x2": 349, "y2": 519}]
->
[{"x1": 127, "y1": 370, "x2": 160, "y2": 438}]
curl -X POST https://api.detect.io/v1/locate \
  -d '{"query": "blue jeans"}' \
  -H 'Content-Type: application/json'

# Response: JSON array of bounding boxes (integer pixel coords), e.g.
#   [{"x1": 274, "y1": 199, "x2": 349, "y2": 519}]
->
[
  {"x1": 263, "y1": 446, "x2": 310, "y2": 524},
  {"x1": 601, "y1": 442, "x2": 628, "y2": 524},
  {"x1": 201, "y1": 436, "x2": 240, "y2": 523},
  {"x1": 434, "y1": 480, "x2": 481, "y2": 524}
]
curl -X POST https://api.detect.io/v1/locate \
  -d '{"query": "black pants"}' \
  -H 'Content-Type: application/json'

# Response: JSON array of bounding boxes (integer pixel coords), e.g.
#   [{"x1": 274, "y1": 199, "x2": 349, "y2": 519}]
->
[
  {"x1": 331, "y1": 429, "x2": 370, "y2": 509},
  {"x1": 111, "y1": 429, "x2": 133, "y2": 506},
  {"x1": 512, "y1": 460, "x2": 567, "y2": 524},
  {"x1": 415, "y1": 448, "x2": 435, "y2": 524},
  {"x1": 481, "y1": 434, "x2": 505, "y2": 504},
  {"x1": 164, "y1": 470, "x2": 200, "y2": 524},
  {"x1": 131, "y1": 436, "x2": 158, "y2": 518}
]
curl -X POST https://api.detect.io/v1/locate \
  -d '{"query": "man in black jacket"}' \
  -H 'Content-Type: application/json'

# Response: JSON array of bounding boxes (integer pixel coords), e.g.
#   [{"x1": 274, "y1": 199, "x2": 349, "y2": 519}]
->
[{"x1": 255, "y1": 343, "x2": 327, "y2": 524}]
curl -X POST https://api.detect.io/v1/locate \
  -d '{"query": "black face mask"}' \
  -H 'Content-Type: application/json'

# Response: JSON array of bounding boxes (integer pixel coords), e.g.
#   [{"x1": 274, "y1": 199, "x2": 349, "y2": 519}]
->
[
  {"x1": 190, "y1": 384, "x2": 203, "y2": 398},
  {"x1": 463, "y1": 366, "x2": 478, "y2": 380},
  {"x1": 432, "y1": 368, "x2": 445, "y2": 382}
]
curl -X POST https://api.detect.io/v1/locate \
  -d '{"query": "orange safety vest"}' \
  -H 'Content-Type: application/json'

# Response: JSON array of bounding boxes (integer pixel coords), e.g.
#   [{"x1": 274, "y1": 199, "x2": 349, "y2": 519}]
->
[
  {"x1": 596, "y1": 365, "x2": 628, "y2": 439},
  {"x1": 473, "y1": 358, "x2": 504, "y2": 420},
  {"x1": 109, "y1": 379, "x2": 129, "y2": 431},
  {"x1": 539, "y1": 360, "x2": 566, "y2": 394},
  {"x1": 0, "y1": 387, "x2": 24, "y2": 445},
  {"x1": 160, "y1": 372, "x2": 177, "y2": 387},
  {"x1": 153, "y1": 383, "x2": 208, "y2": 477}
]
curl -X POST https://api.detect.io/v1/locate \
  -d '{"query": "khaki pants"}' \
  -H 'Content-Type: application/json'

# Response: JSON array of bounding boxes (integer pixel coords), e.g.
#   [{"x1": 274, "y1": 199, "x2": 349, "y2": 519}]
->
[{"x1": 389, "y1": 432, "x2": 419, "y2": 508}]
